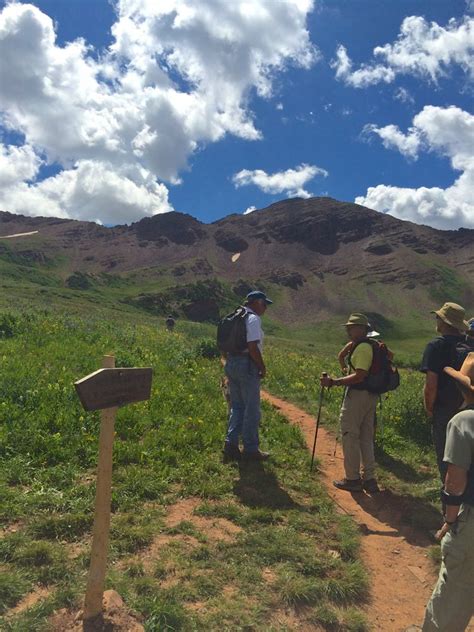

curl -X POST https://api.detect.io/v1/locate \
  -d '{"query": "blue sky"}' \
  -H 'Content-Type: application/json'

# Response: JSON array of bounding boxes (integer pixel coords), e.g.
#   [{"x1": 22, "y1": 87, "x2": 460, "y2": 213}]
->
[{"x1": 0, "y1": 0, "x2": 473, "y2": 229}]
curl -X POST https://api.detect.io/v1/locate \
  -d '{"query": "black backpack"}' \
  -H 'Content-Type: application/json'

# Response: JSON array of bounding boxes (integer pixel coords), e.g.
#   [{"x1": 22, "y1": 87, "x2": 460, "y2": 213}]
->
[
  {"x1": 439, "y1": 337, "x2": 473, "y2": 406},
  {"x1": 217, "y1": 307, "x2": 248, "y2": 354},
  {"x1": 445, "y1": 338, "x2": 473, "y2": 376},
  {"x1": 349, "y1": 339, "x2": 400, "y2": 395}
]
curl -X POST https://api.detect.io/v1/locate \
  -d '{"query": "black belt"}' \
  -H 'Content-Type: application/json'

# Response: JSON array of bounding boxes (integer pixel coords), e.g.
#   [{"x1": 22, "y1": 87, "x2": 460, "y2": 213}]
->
[{"x1": 228, "y1": 352, "x2": 249, "y2": 357}]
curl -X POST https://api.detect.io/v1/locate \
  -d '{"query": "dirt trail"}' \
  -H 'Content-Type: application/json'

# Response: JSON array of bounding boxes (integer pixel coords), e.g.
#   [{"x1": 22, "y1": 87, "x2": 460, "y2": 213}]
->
[{"x1": 262, "y1": 390, "x2": 437, "y2": 632}]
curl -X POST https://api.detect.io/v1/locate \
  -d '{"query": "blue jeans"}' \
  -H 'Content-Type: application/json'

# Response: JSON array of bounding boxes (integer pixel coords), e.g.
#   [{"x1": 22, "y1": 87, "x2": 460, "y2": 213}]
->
[{"x1": 225, "y1": 355, "x2": 261, "y2": 453}]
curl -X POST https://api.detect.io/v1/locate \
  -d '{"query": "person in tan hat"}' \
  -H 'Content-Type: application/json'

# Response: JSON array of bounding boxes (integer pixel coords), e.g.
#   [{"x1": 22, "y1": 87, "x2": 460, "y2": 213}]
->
[
  {"x1": 320, "y1": 313, "x2": 380, "y2": 492},
  {"x1": 421, "y1": 353, "x2": 474, "y2": 631},
  {"x1": 420, "y1": 302, "x2": 471, "y2": 482}
]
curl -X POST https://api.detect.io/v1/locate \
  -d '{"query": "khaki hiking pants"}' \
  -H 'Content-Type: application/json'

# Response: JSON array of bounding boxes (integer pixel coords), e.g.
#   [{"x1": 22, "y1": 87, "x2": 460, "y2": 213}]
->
[
  {"x1": 422, "y1": 504, "x2": 474, "y2": 632},
  {"x1": 339, "y1": 388, "x2": 378, "y2": 481}
]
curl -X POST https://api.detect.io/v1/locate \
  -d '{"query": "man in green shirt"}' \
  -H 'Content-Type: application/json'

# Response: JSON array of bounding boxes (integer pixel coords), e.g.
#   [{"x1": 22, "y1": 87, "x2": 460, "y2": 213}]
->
[
  {"x1": 321, "y1": 313, "x2": 379, "y2": 493},
  {"x1": 421, "y1": 352, "x2": 474, "y2": 631}
]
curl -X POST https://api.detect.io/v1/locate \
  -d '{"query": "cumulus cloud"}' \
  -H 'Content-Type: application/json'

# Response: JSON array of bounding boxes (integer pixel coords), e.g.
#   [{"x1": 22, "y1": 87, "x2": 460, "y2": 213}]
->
[
  {"x1": 0, "y1": 143, "x2": 42, "y2": 186},
  {"x1": 244, "y1": 205, "x2": 257, "y2": 215},
  {"x1": 332, "y1": 16, "x2": 474, "y2": 87},
  {"x1": 233, "y1": 163, "x2": 328, "y2": 199},
  {"x1": 0, "y1": 1, "x2": 316, "y2": 223},
  {"x1": 0, "y1": 158, "x2": 172, "y2": 224},
  {"x1": 363, "y1": 124, "x2": 421, "y2": 159},
  {"x1": 356, "y1": 106, "x2": 474, "y2": 229}
]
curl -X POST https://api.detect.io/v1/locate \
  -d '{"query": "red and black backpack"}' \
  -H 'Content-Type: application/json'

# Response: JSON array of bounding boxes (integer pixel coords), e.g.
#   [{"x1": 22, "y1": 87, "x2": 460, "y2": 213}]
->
[{"x1": 348, "y1": 339, "x2": 400, "y2": 394}]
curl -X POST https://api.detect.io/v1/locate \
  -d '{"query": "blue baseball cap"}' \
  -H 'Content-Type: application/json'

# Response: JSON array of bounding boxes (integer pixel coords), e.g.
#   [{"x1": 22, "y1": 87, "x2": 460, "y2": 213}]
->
[{"x1": 246, "y1": 290, "x2": 273, "y2": 305}]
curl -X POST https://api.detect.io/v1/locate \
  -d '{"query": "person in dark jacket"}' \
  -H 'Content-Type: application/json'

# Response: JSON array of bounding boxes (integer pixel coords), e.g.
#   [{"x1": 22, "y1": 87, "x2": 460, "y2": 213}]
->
[{"x1": 421, "y1": 302, "x2": 470, "y2": 482}]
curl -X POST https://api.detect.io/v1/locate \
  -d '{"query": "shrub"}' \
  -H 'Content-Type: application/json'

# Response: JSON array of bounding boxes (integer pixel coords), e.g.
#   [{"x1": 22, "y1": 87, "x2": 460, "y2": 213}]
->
[
  {"x1": 195, "y1": 337, "x2": 220, "y2": 359},
  {"x1": 0, "y1": 312, "x2": 20, "y2": 338}
]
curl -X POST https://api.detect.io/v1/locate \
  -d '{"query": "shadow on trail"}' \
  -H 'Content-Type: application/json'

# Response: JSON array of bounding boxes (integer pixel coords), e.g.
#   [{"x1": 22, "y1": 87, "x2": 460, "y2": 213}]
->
[
  {"x1": 233, "y1": 462, "x2": 299, "y2": 509},
  {"x1": 349, "y1": 487, "x2": 441, "y2": 547},
  {"x1": 375, "y1": 446, "x2": 434, "y2": 484}
]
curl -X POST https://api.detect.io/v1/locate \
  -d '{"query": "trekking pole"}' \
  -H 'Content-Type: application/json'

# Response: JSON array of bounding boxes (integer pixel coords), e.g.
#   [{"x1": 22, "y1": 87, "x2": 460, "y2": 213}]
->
[
  {"x1": 333, "y1": 387, "x2": 346, "y2": 457},
  {"x1": 310, "y1": 373, "x2": 327, "y2": 472}
]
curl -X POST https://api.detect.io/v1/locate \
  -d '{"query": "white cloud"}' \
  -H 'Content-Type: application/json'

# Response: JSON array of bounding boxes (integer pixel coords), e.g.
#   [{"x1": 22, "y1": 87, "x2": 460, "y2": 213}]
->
[
  {"x1": 233, "y1": 163, "x2": 328, "y2": 199},
  {"x1": 394, "y1": 86, "x2": 414, "y2": 104},
  {"x1": 0, "y1": 1, "x2": 316, "y2": 223},
  {"x1": 332, "y1": 16, "x2": 474, "y2": 87},
  {"x1": 0, "y1": 143, "x2": 42, "y2": 186},
  {"x1": 0, "y1": 159, "x2": 172, "y2": 224},
  {"x1": 243, "y1": 205, "x2": 257, "y2": 215},
  {"x1": 356, "y1": 106, "x2": 474, "y2": 229},
  {"x1": 364, "y1": 124, "x2": 421, "y2": 159}
]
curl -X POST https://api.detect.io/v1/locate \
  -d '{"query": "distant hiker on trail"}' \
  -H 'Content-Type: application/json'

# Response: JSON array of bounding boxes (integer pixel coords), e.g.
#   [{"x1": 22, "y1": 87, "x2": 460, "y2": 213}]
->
[
  {"x1": 421, "y1": 353, "x2": 474, "y2": 632},
  {"x1": 217, "y1": 290, "x2": 272, "y2": 463},
  {"x1": 420, "y1": 302, "x2": 471, "y2": 482},
  {"x1": 165, "y1": 315, "x2": 175, "y2": 332},
  {"x1": 321, "y1": 313, "x2": 394, "y2": 493}
]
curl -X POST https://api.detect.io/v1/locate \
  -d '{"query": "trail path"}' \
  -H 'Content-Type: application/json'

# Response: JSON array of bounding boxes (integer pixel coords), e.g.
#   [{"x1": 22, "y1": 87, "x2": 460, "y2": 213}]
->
[{"x1": 262, "y1": 390, "x2": 438, "y2": 632}]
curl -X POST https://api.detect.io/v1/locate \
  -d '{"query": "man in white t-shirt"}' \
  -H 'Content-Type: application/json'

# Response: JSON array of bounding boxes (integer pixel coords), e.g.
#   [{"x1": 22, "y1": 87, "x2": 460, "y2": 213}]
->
[{"x1": 223, "y1": 290, "x2": 272, "y2": 462}]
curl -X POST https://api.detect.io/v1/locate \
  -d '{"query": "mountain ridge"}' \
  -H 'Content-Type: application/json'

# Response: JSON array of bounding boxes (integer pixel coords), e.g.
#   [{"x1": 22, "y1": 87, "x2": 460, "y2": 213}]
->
[{"x1": 0, "y1": 197, "x2": 472, "y2": 327}]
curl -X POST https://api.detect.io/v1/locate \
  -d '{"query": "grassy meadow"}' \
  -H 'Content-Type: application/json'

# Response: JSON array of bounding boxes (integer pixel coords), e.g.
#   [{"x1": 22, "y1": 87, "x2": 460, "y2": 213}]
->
[{"x1": 1, "y1": 310, "x2": 372, "y2": 631}]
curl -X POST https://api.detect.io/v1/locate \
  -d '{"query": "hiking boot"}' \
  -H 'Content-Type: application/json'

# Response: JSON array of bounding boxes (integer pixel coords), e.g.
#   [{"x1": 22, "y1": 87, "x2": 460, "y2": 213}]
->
[
  {"x1": 242, "y1": 450, "x2": 270, "y2": 462},
  {"x1": 333, "y1": 478, "x2": 363, "y2": 492},
  {"x1": 362, "y1": 479, "x2": 380, "y2": 493},
  {"x1": 222, "y1": 443, "x2": 241, "y2": 463}
]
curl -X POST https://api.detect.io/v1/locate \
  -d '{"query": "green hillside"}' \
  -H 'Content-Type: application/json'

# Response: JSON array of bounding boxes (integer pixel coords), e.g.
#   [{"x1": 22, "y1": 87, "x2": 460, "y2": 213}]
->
[{"x1": 1, "y1": 309, "x2": 372, "y2": 631}]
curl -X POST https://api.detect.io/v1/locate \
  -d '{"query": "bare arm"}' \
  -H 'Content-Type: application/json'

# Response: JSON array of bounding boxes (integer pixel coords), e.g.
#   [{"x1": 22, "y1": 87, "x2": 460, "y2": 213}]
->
[
  {"x1": 321, "y1": 368, "x2": 368, "y2": 388},
  {"x1": 248, "y1": 341, "x2": 266, "y2": 378},
  {"x1": 424, "y1": 371, "x2": 438, "y2": 417},
  {"x1": 437, "y1": 463, "x2": 468, "y2": 539},
  {"x1": 338, "y1": 342, "x2": 353, "y2": 373}
]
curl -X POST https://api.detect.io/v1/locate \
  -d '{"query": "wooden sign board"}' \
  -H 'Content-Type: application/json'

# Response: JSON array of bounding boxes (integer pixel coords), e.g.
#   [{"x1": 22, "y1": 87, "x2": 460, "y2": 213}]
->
[{"x1": 75, "y1": 367, "x2": 153, "y2": 411}]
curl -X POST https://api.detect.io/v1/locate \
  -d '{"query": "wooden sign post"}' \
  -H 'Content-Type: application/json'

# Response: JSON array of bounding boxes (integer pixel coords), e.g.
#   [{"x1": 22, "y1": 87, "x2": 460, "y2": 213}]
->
[{"x1": 75, "y1": 356, "x2": 152, "y2": 625}]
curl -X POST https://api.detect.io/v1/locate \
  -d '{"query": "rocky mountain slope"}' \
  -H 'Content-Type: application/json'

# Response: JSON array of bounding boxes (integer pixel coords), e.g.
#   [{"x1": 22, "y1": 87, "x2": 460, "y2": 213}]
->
[{"x1": 1, "y1": 197, "x2": 473, "y2": 327}]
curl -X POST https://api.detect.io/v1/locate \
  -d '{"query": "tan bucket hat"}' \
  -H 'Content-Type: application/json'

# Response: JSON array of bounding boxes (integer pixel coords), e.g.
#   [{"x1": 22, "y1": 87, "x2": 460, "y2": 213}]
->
[
  {"x1": 431, "y1": 302, "x2": 469, "y2": 332},
  {"x1": 343, "y1": 313, "x2": 370, "y2": 327},
  {"x1": 444, "y1": 353, "x2": 474, "y2": 396}
]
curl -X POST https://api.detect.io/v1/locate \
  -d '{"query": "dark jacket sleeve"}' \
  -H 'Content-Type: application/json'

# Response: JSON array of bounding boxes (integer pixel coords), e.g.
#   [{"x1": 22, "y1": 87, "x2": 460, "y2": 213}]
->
[{"x1": 420, "y1": 338, "x2": 444, "y2": 374}]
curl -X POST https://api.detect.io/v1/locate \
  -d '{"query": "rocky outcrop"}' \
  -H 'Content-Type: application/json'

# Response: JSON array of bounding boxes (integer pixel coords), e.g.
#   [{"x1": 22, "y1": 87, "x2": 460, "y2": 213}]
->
[
  {"x1": 132, "y1": 212, "x2": 206, "y2": 245},
  {"x1": 214, "y1": 229, "x2": 248, "y2": 252},
  {"x1": 364, "y1": 242, "x2": 393, "y2": 255},
  {"x1": 267, "y1": 269, "x2": 305, "y2": 289}
]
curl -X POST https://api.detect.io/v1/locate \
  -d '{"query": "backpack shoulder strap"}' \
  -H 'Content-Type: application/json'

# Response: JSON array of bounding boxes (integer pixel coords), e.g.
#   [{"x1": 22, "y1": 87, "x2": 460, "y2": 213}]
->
[{"x1": 348, "y1": 338, "x2": 373, "y2": 370}]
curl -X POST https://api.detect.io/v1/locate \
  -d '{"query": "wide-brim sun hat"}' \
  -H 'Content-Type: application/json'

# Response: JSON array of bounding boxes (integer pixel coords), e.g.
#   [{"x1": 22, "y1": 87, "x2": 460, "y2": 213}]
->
[
  {"x1": 444, "y1": 353, "x2": 474, "y2": 395},
  {"x1": 343, "y1": 313, "x2": 370, "y2": 328},
  {"x1": 431, "y1": 302, "x2": 469, "y2": 332}
]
